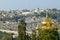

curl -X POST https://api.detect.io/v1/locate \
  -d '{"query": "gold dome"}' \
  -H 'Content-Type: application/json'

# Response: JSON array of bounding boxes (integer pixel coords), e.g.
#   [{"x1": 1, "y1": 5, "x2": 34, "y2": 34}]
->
[
  {"x1": 42, "y1": 18, "x2": 52, "y2": 24},
  {"x1": 42, "y1": 9, "x2": 52, "y2": 28}
]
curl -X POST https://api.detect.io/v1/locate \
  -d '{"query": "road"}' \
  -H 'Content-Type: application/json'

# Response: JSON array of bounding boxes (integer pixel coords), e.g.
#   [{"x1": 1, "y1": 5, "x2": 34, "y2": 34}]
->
[
  {"x1": 0, "y1": 29, "x2": 18, "y2": 35},
  {"x1": 0, "y1": 29, "x2": 32, "y2": 35}
]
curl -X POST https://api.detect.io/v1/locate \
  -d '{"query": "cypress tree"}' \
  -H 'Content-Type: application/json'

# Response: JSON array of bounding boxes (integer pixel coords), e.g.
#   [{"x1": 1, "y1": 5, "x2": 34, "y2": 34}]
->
[{"x1": 17, "y1": 20, "x2": 26, "y2": 40}]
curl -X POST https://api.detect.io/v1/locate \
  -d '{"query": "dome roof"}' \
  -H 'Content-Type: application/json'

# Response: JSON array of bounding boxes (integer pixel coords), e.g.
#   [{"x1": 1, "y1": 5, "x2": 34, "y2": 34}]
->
[
  {"x1": 42, "y1": 9, "x2": 52, "y2": 28},
  {"x1": 42, "y1": 18, "x2": 52, "y2": 24}
]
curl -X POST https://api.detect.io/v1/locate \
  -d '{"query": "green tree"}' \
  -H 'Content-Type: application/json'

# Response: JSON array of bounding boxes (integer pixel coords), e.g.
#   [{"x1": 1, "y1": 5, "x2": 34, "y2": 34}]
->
[
  {"x1": 0, "y1": 32, "x2": 12, "y2": 40},
  {"x1": 37, "y1": 29, "x2": 59, "y2": 40},
  {"x1": 26, "y1": 34, "x2": 31, "y2": 40},
  {"x1": 31, "y1": 30, "x2": 36, "y2": 40},
  {"x1": 1, "y1": 35, "x2": 12, "y2": 40},
  {"x1": 17, "y1": 20, "x2": 26, "y2": 40}
]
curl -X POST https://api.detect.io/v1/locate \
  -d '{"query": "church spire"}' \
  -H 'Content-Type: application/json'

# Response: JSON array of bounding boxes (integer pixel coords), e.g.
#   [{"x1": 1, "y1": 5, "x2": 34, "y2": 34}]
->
[
  {"x1": 41, "y1": 8, "x2": 52, "y2": 29},
  {"x1": 46, "y1": 9, "x2": 48, "y2": 18}
]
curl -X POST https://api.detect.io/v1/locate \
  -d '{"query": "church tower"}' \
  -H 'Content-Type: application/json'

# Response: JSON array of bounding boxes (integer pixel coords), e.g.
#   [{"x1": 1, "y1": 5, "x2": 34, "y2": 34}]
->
[{"x1": 42, "y1": 9, "x2": 52, "y2": 29}]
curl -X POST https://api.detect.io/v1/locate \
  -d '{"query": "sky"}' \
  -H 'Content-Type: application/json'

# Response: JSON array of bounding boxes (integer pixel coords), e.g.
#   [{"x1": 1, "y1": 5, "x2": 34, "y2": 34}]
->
[{"x1": 0, "y1": 0, "x2": 60, "y2": 10}]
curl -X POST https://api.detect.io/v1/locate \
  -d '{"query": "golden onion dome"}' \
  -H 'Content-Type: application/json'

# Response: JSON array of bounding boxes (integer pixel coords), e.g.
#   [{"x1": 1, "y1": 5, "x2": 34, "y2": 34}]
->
[
  {"x1": 42, "y1": 21, "x2": 47, "y2": 24},
  {"x1": 42, "y1": 18, "x2": 52, "y2": 24},
  {"x1": 42, "y1": 8, "x2": 52, "y2": 27}
]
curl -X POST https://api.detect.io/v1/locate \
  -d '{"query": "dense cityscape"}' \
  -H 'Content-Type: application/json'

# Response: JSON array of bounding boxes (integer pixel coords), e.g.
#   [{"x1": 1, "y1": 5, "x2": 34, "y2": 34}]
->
[
  {"x1": 0, "y1": 8, "x2": 60, "y2": 40},
  {"x1": 0, "y1": 8, "x2": 60, "y2": 30}
]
